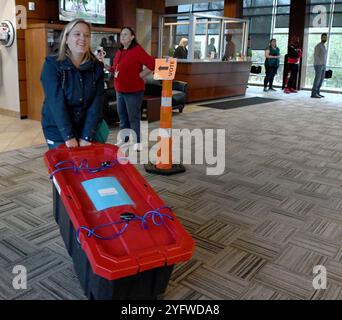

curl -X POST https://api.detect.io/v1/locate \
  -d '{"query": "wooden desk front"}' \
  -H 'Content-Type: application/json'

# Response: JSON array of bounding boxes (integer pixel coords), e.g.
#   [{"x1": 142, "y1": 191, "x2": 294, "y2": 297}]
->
[{"x1": 175, "y1": 61, "x2": 252, "y2": 103}]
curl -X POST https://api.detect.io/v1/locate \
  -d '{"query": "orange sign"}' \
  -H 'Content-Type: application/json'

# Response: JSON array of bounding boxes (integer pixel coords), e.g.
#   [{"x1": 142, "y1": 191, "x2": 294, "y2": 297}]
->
[{"x1": 154, "y1": 58, "x2": 177, "y2": 80}]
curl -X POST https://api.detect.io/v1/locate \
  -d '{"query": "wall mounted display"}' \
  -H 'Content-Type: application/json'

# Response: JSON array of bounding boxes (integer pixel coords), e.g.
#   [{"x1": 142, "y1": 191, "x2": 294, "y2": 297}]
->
[
  {"x1": 59, "y1": 0, "x2": 106, "y2": 24},
  {"x1": 0, "y1": 20, "x2": 15, "y2": 47}
]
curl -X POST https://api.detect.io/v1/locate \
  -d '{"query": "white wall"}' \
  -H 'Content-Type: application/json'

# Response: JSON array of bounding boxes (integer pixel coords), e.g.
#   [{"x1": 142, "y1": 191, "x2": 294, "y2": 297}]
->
[{"x1": 0, "y1": 0, "x2": 20, "y2": 114}]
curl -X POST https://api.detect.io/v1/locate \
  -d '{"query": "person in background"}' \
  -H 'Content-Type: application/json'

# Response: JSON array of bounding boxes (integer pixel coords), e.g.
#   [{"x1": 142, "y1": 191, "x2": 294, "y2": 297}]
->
[
  {"x1": 109, "y1": 26, "x2": 155, "y2": 151},
  {"x1": 106, "y1": 35, "x2": 119, "y2": 66},
  {"x1": 207, "y1": 37, "x2": 217, "y2": 58},
  {"x1": 247, "y1": 37, "x2": 252, "y2": 60},
  {"x1": 284, "y1": 36, "x2": 302, "y2": 94},
  {"x1": 222, "y1": 34, "x2": 235, "y2": 61},
  {"x1": 100, "y1": 37, "x2": 108, "y2": 48},
  {"x1": 173, "y1": 38, "x2": 188, "y2": 59},
  {"x1": 311, "y1": 33, "x2": 328, "y2": 98},
  {"x1": 263, "y1": 38, "x2": 280, "y2": 92},
  {"x1": 108, "y1": 35, "x2": 117, "y2": 47},
  {"x1": 40, "y1": 19, "x2": 104, "y2": 149}
]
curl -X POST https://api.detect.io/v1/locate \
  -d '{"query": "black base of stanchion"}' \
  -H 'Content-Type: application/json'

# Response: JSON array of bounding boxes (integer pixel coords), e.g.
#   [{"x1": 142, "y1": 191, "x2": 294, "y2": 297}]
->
[{"x1": 144, "y1": 163, "x2": 186, "y2": 175}]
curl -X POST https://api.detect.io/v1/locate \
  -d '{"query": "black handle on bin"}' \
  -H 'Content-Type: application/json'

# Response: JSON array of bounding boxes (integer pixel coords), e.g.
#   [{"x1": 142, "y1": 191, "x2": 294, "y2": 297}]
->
[{"x1": 120, "y1": 213, "x2": 136, "y2": 221}]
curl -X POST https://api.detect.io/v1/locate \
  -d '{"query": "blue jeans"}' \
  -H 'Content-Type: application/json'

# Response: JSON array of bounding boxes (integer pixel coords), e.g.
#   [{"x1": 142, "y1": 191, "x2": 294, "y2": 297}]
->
[
  {"x1": 312, "y1": 65, "x2": 326, "y2": 96},
  {"x1": 116, "y1": 91, "x2": 144, "y2": 143}
]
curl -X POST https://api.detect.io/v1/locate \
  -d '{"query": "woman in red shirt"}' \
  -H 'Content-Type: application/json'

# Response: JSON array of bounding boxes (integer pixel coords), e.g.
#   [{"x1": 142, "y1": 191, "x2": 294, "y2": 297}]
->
[{"x1": 111, "y1": 27, "x2": 155, "y2": 151}]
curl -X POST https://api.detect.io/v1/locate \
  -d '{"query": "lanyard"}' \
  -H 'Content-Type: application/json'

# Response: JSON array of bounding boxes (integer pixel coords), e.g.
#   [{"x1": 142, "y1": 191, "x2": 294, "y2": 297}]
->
[{"x1": 116, "y1": 49, "x2": 128, "y2": 69}]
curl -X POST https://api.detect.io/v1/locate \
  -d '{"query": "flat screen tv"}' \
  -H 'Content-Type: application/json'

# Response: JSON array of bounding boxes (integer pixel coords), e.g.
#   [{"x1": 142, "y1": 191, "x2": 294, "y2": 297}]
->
[{"x1": 59, "y1": 0, "x2": 106, "y2": 25}]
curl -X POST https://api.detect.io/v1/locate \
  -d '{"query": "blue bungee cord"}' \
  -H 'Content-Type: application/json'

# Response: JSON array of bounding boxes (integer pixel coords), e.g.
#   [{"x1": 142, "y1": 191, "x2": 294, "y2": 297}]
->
[
  {"x1": 75, "y1": 206, "x2": 174, "y2": 244},
  {"x1": 49, "y1": 157, "x2": 128, "y2": 179}
]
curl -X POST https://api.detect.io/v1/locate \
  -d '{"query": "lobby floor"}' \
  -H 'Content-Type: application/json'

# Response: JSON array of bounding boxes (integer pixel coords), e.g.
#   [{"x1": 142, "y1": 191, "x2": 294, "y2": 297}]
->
[
  {"x1": 0, "y1": 86, "x2": 342, "y2": 300},
  {"x1": 0, "y1": 86, "x2": 341, "y2": 152}
]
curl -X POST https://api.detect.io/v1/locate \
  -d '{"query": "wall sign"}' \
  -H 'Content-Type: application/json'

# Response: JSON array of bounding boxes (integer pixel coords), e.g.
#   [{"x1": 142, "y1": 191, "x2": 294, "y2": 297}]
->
[{"x1": 0, "y1": 21, "x2": 15, "y2": 47}]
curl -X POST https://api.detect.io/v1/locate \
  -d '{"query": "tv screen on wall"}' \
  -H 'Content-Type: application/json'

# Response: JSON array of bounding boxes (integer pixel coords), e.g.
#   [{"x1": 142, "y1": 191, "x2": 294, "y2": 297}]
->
[{"x1": 59, "y1": 0, "x2": 106, "y2": 25}]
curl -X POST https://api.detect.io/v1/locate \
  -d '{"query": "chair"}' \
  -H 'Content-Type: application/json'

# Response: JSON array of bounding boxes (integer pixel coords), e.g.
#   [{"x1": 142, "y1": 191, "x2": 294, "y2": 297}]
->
[
  {"x1": 103, "y1": 87, "x2": 118, "y2": 124},
  {"x1": 144, "y1": 76, "x2": 188, "y2": 113}
]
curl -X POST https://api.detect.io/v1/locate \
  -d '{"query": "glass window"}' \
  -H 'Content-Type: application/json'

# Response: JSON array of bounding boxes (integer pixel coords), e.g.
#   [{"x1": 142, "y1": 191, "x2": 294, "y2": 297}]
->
[
  {"x1": 193, "y1": 3, "x2": 209, "y2": 11},
  {"x1": 209, "y1": 2, "x2": 224, "y2": 10},
  {"x1": 278, "y1": 0, "x2": 291, "y2": 5},
  {"x1": 332, "y1": 4, "x2": 342, "y2": 26},
  {"x1": 252, "y1": 0, "x2": 274, "y2": 7},
  {"x1": 302, "y1": 0, "x2": 342, "y2": 92},
  {"x1": 244, "y1": 0, "x2": 289, "y2": 86},
  {"x1": 244, "y1": 7, "x2": 273, "y2": 15},
  {"x1": 275, "y1": 15, "x2": 290, "y2": 28},
  {"x1": 177, "y1": 1, "x2": 224, "y2": 17},
  {"x1": 178, "y1": 5, "x2": 191, "y2": 13},
  {"x1": 327, "y1": 34, "x2": 342, "y2": 67}
]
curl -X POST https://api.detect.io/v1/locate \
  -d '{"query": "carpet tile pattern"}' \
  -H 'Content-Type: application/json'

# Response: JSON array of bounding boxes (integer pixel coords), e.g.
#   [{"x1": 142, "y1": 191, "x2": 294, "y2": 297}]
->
[{"x1": 1, "y1": 92, "x2": 342, "y2": 299}]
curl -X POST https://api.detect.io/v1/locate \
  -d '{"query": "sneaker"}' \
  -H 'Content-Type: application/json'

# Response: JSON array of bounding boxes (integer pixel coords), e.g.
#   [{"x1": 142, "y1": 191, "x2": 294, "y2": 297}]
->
[
  {"x1": 289, "y1": 88, "x2": 298, "y2": 93},
  {"x1": 311, "y1": 94, "x2": 321, "y2": 98},
  {"x1": 133, "y1": 143, "x2": 142, "y2": 152},
  {"x1": 284, "y1": 88, "x2": 291, "y2": 94},
  {"x1": 263, "y1": 87, "x2": 268, "y2": 92},
  {"x1": 318, "y1": 94, "x2": 325, "y2": 98},
  {"x1": 269, "y1": 87, "x2": 277, "y2": 91}
]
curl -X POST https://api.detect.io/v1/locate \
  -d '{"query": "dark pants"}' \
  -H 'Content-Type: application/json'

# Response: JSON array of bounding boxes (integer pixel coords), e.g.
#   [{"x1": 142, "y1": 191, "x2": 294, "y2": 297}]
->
[
  {"x1": 288, "y1": 63, "x2": 299, "y2": 89},
  {"x1": 117, "y1": 91, "x2": 144, "y2": 143},
  {"x1": 264, "y1": 66, "x2": 278, "y2": 89}
]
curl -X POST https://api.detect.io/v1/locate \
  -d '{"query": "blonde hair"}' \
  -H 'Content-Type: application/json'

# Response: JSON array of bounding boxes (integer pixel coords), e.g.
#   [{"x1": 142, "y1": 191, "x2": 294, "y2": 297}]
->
[
  {"x1": 179, "y1": 38, "x2": 188, "y2": 47},
  {"x1": 57, "y1": 19, "x2": 96, "y2": 63}
]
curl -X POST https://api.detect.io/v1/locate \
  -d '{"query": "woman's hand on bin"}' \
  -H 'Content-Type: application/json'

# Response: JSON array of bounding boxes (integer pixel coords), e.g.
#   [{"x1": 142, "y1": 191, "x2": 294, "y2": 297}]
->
[
  {"x1": 79, "y1": 139, "x2": 92, "y2": 147},
  {"x1": 65, "y1": 138, "x2": 79, "y2": 148}
]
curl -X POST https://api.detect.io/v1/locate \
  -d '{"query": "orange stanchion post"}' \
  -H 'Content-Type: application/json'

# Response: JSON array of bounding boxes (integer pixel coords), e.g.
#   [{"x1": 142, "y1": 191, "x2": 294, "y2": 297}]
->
[
  {"x1": 156, "y1": 79, "x2": 173, "y2": 170},
  {"x1": 144, "y1": 58, "x2": 185, "y2": 176}
]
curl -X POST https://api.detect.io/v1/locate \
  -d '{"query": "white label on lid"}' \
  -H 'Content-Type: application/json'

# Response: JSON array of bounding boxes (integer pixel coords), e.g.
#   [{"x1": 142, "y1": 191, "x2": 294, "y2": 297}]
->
[{"x1": 98, "y1": 187, "x2": 118, "y2": 197}]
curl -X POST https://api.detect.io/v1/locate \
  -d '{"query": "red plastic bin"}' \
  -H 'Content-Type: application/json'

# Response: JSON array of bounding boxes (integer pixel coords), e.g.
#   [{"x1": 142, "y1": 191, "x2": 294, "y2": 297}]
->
[{"x1": 44, "y1": 143, "x2": 194, "y2": 299}]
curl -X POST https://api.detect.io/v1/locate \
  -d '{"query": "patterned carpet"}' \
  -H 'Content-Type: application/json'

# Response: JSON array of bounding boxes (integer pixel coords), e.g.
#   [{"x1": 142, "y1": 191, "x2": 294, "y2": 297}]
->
[{"x1": 1, "y1": 94, "x2": 342, "y2": 300}]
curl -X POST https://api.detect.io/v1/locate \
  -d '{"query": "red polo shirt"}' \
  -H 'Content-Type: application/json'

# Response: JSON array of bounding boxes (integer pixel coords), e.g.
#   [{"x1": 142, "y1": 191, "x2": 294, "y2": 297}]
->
[{"x1": 112, "y1": 45, "x2": 155, "y2": 93}]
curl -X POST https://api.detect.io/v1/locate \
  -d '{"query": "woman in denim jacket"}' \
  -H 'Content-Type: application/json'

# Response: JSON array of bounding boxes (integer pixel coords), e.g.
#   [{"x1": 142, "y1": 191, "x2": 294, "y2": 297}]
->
[{"x1": 41, "y1": 19, "x2": 104, "y2": 149}]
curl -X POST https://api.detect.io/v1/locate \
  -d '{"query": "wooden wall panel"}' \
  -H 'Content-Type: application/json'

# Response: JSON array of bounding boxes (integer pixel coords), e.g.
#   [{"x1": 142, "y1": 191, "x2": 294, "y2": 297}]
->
[
  {"x1": 18, "y1": 61, "x2": 26, "y2": 81},
  {"x1": 287, "y1": 0, "x2": 308, "y2": 89},
  {"x1": 15, "y1": 0, "x2": 58, "y2": 118},
  {"x1": 19, "y1": 81, "x2": 27, "y2": 101},
  {"x1": 16, "y1": 0, "x2": 59, "y2": 21},
  {"x1": 177, "y1": 61, "x2": 252, "y2": 74},
  {"x1": 186, "y1": 86, "x2": 247, "y2": 102},
  {"x1": 107, "y1": 0, "x2": 137, "y2": 29},
  {"x1": 224, "y1": 0, "x2": 243, "y2": 18},
  {"x1": 174, "y1": 73, "x2": 250, "y2": 89}
]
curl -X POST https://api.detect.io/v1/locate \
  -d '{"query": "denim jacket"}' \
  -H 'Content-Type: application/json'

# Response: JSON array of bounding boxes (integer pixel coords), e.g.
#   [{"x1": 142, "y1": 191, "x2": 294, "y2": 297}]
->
[{"x1": 41, "y1": 55, "x2": 104, "y2": 143}]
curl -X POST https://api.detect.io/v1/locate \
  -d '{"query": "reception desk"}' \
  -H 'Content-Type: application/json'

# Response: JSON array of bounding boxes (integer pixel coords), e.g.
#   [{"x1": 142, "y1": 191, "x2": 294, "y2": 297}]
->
[{"x1": 174, "y1": 60, "x2": 252, "y2": 103}]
